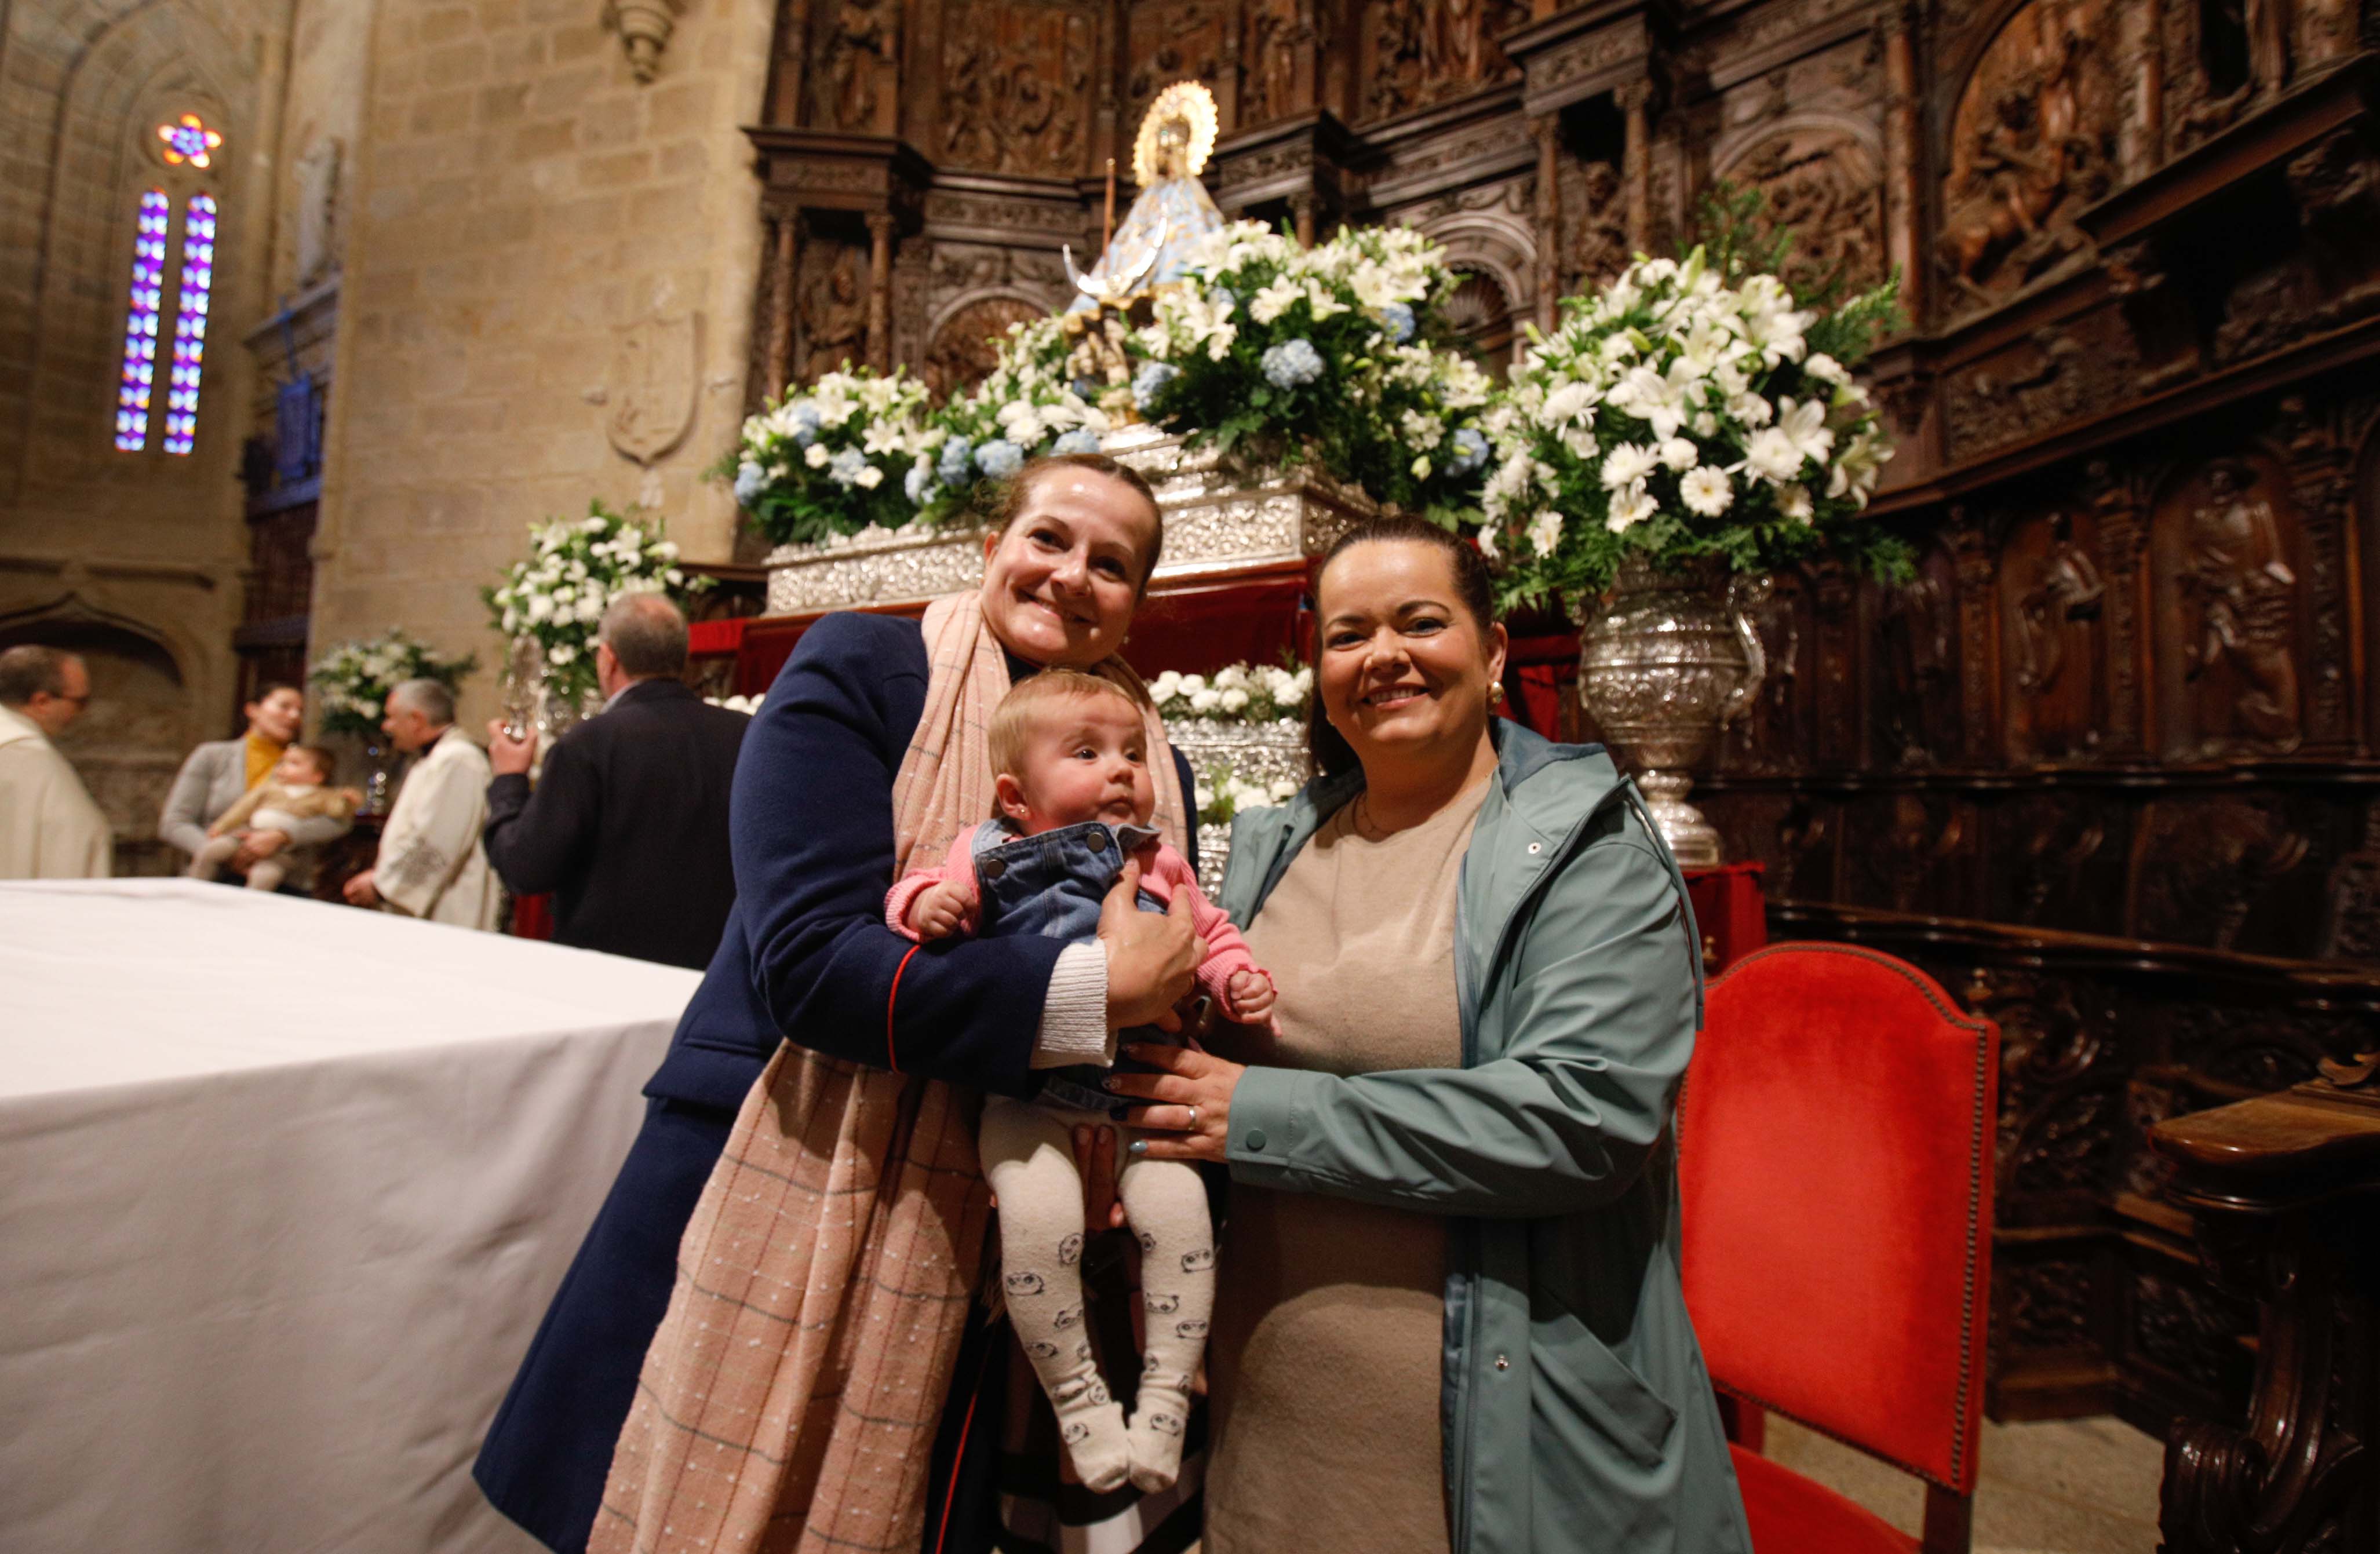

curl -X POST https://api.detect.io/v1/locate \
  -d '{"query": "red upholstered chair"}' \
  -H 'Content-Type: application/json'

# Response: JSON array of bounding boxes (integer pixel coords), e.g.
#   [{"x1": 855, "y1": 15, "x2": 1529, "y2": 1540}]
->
[{"x1": 1679, "y1": 943, "x2": 2000, "y2": 1554}]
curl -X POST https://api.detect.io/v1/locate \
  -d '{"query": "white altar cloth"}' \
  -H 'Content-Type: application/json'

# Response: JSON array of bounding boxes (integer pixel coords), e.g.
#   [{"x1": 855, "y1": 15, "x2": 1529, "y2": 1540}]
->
[{"x1": 0, "y1": 880, "x2": 701, "y2": 1552}]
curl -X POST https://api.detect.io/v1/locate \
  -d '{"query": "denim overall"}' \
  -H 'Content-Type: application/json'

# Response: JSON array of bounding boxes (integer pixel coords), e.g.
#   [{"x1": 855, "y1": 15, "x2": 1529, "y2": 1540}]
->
[{"x1": 968, "y1": 817, "x2": 1179, "y2": 1114}]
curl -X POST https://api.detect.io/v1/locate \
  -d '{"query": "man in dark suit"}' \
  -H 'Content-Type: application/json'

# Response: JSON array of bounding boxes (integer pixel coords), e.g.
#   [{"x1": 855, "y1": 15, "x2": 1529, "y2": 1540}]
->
[{"x1": 483, "y1": 594, "x2": 747, "y2": 968}]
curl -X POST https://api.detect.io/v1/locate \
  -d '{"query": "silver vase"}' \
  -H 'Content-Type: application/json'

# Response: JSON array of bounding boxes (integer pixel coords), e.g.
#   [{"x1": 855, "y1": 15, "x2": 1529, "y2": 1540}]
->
[{"x1": 1575, "y1": 555, "x2": 1767, "y2": 869}]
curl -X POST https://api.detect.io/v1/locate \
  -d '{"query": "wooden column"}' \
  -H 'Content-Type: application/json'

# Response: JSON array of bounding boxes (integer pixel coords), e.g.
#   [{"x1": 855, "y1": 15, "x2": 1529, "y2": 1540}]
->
[
  {"x1": 765, "y1": 210, "x2": 802, "y2": 399},
  {"x1": 1532, "y1": 111, "x2": 1561, "y2": 331},
  {"x1": 1617, "y1": 82, "x2": 1654, "y2": 254},
  {"x1": 1880, "y1": 5, "x2": 1928, "y2": 325},
  {"x1": 864, "y1": 211, "x2": 895, "y2": 372},
  {"x1": 1288, "y1": 191, "x2": 1317, "y2": 248},
  {"x1": 2118, "y1": 0, "x2": 2166, "y2": 179}
]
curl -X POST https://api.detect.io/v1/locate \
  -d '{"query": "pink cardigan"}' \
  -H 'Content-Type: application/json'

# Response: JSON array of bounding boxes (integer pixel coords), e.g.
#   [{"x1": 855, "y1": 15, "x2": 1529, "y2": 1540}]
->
[{"x1": 885, "y1": 830, "x2": 1264, "y2": 1005}]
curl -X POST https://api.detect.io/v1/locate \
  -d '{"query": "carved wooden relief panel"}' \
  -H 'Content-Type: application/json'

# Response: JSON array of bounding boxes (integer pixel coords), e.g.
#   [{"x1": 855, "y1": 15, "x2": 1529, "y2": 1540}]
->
[
  {"x1": 1240, "y1": 0, "x2": 1316, "y2": 127},
  {"x1": 1359, "y1": 0, "x2": 1528, "y2": 123},
  {"x1": 1557, "y1": 156, "x2": 1627, "y2": 297},
  {"x1": 810, "y1": 0, "x2": 903, "y2": 134},
  {"x1": 1127, "y1": 0, "x2": 1231, "y2": 141},
  {"x1": 2148, "y1": 454, "x2": 2310, "y2": 760},
  {"x1": 1721, "y1": 126, "x2": 1886, "y2": 300},
  {"x1": 923, "y1": 295, "x2": 1048, "y2": 399},
  {"x1": 1999, "y1": 506, "x2": 2107, "y2": 763},
  {"x1": 1938, "y1": 0, "x2": 2122, "y2": 318},
  {"x1": 1942, "y1": 308, "x2": 2142, "y2": 463},
  {"x1": 942, "y1": 0, "x2": 1098, "y2": 177},
  {"x1": 796, "y1": 240, "x2": 871, "y2": 383},
  {"x1": 1868, "y1": 548, "x2": 1964, "y2": 770}
]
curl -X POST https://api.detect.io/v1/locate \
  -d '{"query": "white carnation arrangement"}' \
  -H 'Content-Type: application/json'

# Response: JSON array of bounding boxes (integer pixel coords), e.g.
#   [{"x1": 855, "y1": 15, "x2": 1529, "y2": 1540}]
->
[
  {"x1": 1151, "y1": 661, "x2": 1313, "y2": 724},
  {"x1": 1479, "y1": 245, "x2": 1906, "y2": 608},
  {"x1": 483, "y1": 502, "x2": 704, "y2": 711},
  {"x1": 705, "y1": 692, "x2": 767, "y2": 716},
  {"x1": 724, "y1": 367, "x2": 936, "y2": 544},
  {"x1": 308, "y1": 629, "x2": 476, "y2": 742},
  {"x1": 1197, "y1": 768, "x2": 1303, "y2": 828},
  {"x1": 917, "y1": 316, "x2": 1112, "y2": 518},
  {"x1": 1133, "y1": 221, "x2": 1495, "y2": 524}
]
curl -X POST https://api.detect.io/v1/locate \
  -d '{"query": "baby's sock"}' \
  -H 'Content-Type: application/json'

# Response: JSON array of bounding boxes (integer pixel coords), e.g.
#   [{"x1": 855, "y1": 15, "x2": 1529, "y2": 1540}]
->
[
  {"x1": 1048, "y1": 1364, "x2": 1131, "y2": 1493},
  {"x1": 1126, "y1": 1355, "x2": 1194, "y2": 1491}
]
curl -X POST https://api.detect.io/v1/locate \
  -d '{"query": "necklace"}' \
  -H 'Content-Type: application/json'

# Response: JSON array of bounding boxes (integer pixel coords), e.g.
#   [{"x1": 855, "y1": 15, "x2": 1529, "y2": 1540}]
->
[{"x1": 1351, "y1": 791, "x2": 1391, "y2": 842}]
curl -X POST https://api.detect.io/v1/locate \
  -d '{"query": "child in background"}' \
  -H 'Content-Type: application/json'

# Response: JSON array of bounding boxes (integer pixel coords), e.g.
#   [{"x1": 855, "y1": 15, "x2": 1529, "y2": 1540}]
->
[
  {"x1": 186, "y1": 744, "x2": 355, "y2": 892},
  {"x1": 888, "y1": 670, "x2": 1274, "y2": 1494}
]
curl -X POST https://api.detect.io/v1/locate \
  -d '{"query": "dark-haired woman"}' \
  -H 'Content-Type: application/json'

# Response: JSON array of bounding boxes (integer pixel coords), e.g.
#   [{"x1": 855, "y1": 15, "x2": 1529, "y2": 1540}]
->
[
  {"x1": 1110, "y1": 519, "x2": 1753, "y2": 1553},
  {"x1": 476, "y1": 454, "x2": 1208, "y2": 1554}
]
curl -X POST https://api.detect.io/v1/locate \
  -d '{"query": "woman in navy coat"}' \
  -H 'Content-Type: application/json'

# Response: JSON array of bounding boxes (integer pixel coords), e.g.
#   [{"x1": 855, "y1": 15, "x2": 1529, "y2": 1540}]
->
[{"x1": 475, "y1": 454, "x2": 1206, "y2": 1554}]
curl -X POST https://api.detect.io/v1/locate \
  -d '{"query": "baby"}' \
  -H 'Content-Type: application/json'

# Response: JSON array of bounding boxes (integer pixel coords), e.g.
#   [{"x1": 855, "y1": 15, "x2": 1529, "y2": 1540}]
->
[
  {"x1": 186, "y1": 745, "x2": 356, "y2": 893},
  {"x1": 887, "y1": 670, "x2": 1275, "y2": 1494}
]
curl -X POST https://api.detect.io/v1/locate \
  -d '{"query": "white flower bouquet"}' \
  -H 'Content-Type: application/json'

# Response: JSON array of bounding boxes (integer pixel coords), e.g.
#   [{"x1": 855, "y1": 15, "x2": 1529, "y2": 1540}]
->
[
  {"x1": 1479, "y1": 245, "x2": 1907, "y2": 609},
  {"x1": 1197, "y1": 768, "x2": 1303, "y2": 828},
  {"x1": 483, "y1": 501, "x2": 706, "y2": 710},
  {"x1": 915, "y1": 316, "x2": 1113, "y2": 520},
  {"x1": 309, "y1": 629, "x2": 476, "y2": 740},
  {"x1": 723, "y1": 367, "x2": 936, "y2": 544},
  {"x1": 1133, "y1": 221, "x2": 1495, "y2": 523},
  {"x1": 1151, "y1": 661, "x2": 1313, "y2": 724}
]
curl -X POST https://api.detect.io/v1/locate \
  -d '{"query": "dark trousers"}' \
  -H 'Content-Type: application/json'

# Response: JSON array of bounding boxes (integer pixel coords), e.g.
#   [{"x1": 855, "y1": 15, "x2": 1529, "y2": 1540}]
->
[{"x1": 474, "y1": 1098, "x2": 732, "y2": 1554}]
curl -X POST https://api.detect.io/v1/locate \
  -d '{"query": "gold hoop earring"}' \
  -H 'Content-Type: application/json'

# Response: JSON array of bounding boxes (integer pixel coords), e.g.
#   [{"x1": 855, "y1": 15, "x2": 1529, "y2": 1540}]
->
[{"x1": 1488, "y1": 683, "x2": 1506, "y2": 705}]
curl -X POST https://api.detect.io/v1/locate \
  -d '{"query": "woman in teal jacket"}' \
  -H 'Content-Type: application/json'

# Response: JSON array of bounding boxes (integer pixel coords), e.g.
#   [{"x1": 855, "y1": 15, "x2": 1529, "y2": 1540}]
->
[{"x1": 1110, "y1": 519, "x2": 1752, "y2": 1553}]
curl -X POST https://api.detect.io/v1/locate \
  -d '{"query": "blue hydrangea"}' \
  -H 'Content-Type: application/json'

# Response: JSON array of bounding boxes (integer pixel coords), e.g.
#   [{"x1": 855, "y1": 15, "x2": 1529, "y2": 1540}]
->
[
  {"x1": 905, "y1": 459, "x2": 938, "y2": 506},
  {"x1": 1210, "y1": 286, "x2": 1237, "y2": 312},
  {"x1": 1448, "y1": 427, "x2": 1490, "y2": 476},
  {"x1": 827, "y1": 447, "x2": 868, "y2": 487},
  {"x1": 976, "y1": 439, "x2": 1025, "y2": 479},
  {"x1": 938, "y1": 436, "x2": 974, "y2": 483},
  {"x1": 1132, "y1": 362, "x2": 1179, "y2": 412},
  {"x1": 1071, "y1": 375, "x2": 1101, "y2": 400},
  {"x1": 786, "y1": 403, "x2": 823, "y2": 448},
  {"x1": 733, "y1": 461, "x2": 767, "y2": 506},
  {"x1": 1051, "y1": 428, "x2": 1102, "y2": 456},
  {"x1": 1379, "y1": 302, "x2": 1416, "y2": 344},
  {"x1": 1260, "y1": 337, "x2": 1325, "y2": 390}
]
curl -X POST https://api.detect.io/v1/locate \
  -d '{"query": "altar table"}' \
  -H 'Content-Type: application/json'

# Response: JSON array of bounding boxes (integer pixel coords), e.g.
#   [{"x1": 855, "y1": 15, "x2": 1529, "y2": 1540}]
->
[{"x1": 0, "y1": 880, "x2": 700, "y2": 1553}]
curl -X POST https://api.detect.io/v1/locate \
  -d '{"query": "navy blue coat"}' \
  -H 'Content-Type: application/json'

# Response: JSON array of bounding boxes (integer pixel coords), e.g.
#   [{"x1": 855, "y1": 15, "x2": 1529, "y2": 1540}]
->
[{"x1": 475, "y1": 612, "x2": 1197, "y2": 1554}]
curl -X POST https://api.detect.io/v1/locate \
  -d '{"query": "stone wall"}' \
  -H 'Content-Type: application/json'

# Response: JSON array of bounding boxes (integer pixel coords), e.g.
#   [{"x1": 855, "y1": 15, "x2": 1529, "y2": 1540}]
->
[{"x1": 308, "y1": 0, "x2": 775, "y2": 717}]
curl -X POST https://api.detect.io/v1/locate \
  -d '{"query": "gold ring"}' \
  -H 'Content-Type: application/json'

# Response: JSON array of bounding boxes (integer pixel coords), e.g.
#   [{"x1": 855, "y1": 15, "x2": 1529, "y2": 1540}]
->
[{"x1": 1186, "y1": 1106, "x2": 1200, "y2": 1132}]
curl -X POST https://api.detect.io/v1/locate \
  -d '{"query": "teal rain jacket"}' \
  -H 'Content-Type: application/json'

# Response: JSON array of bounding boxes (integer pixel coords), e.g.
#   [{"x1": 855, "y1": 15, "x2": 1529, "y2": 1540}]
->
[{"x1": 1214, "y1": 720, "x2": 1754, "y2": 1554}]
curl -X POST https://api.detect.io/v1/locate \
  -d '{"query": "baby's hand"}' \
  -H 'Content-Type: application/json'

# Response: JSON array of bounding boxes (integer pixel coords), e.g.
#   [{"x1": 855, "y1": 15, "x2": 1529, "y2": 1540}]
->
[
  {"x1": 1224, "y1": 969, "x2": 1276, "y2": 1022},
  {"x1": 907, "y1": 881, "x2": 972, "y2": 941}
]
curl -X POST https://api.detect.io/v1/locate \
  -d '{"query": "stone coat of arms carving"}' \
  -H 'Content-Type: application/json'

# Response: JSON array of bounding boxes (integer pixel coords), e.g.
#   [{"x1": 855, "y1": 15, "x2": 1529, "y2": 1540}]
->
[{"x1": 606, "y1": 304, "x2": 700, "y2": 468}]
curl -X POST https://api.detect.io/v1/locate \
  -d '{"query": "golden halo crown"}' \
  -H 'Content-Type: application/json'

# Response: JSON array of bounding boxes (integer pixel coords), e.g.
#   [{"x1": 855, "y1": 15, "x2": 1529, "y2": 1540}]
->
[{"x1": 1132, "y1": 80, "x2": 1218, "y2": 187}]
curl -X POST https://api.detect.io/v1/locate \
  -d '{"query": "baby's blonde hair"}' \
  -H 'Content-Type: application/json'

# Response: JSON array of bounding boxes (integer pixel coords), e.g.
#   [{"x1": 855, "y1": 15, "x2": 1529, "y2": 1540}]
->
[{"x1": 987, "y1": 670, "x2": 1142, "y2": 782}]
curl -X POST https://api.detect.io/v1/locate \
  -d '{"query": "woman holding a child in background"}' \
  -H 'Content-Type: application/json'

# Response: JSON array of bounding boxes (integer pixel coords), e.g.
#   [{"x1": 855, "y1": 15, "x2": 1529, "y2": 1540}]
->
[{"x1": 159, "y1": 681, "x2": 337, "y2": 883}]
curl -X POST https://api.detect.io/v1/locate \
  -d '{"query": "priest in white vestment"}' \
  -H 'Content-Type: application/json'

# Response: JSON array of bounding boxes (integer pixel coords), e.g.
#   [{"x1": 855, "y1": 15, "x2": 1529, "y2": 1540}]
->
[
  {"x1": 0, "y1": 645, "x2": 113, "y2": 880},
  {"x1": 342, "y1": 677, "x2": 501, "y2": 931}
]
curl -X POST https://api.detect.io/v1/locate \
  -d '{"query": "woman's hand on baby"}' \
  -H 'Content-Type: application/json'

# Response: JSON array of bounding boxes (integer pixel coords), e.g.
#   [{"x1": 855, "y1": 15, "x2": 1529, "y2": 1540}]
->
[
  {"x1": 1100, "y1": 859, "x2": 1205, "y2": 1031},
  {"x1": 906, "y1": 881, "x2": 972, "y2": 940},
  {"x1": 1106, "y1": 1041, "x2": 1244, "y2": 1163}
]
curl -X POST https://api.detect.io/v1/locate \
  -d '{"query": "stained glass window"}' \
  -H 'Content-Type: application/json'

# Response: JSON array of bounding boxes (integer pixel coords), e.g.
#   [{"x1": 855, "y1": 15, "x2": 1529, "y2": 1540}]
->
[
  {"x1": 112, "y1": 189, "x2": 170, "y2": 453},
  {"x1": 156, "y1": 113, "x2": 221, "y2": 170},
  {"x1": 163, "y1": 194, "x2": 218, "y2": 455}
]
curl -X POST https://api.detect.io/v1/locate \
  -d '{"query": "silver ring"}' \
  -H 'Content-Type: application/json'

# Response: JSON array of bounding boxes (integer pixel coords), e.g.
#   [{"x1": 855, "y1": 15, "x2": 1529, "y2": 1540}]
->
[{"x1": 1186, "y1": 1106, "x2": 1200, "y2": 1132}]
